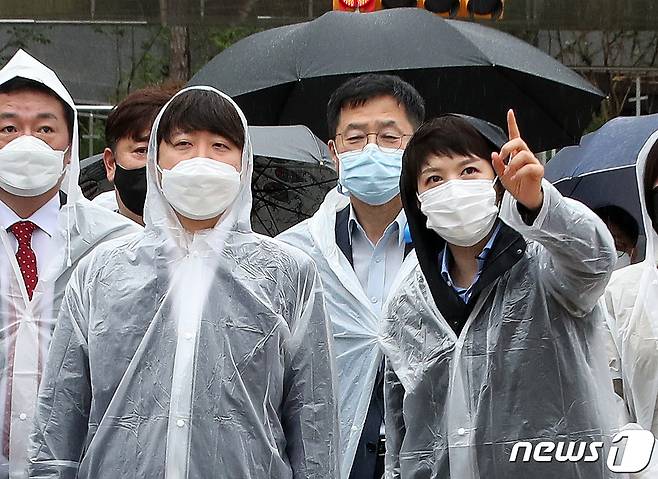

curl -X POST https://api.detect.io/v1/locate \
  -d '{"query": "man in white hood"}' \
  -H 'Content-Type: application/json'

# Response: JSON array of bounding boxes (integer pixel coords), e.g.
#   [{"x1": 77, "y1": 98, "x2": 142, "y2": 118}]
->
[
  {"x1": 0, "y1": 50, "x2": 139, "y2": 478},
  {"x1": 28, "y1": 86, "x2": 339, "y2": 478}
]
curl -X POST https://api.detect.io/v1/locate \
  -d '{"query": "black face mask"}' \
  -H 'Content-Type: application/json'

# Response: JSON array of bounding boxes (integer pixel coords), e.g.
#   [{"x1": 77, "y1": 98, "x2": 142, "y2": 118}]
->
[{"x1": 113, "y1": 163, "x2": 147, "y2": 217}]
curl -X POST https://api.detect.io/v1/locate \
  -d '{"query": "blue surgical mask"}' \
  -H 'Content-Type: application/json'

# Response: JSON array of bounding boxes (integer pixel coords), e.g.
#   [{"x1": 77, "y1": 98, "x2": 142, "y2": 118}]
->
[{"x1": 337, "y1": 143, "x2": 403, "y2": 205}]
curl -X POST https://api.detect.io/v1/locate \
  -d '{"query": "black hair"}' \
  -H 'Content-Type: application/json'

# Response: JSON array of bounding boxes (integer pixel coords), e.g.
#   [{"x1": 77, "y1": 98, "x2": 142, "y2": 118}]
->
[
  {"x1": 106, "y1": 84, "x2": 178, "y2": 150},
  {"x1": 594, "y1": 205, "x2": 639, "y2": 244},
  {"x1": 401, "y1": 115, "x2": 501, "y2": 198},
  {"x1": 157, "y1": 90, "x2": 244, "y2": 149},
  {"x1": 0, "y1": 77, "x2": 74, "y2": 141},
  {"x1": 326, "y1": 73, "x2": 425, "y2": 137}
]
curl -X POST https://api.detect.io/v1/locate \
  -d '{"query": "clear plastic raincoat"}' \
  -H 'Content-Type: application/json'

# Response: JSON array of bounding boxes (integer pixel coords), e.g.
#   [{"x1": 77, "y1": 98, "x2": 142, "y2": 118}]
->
[
  {"x1": 28, "y1": 86, "x2": 339, "y2": 479},
  {"x1": 0, "y1": 50, "x2": 139, "y2": 478},
  {"x1": 278, "y1": 187, "x2": 411, "y2": 478},
  {"x1": 381, "y1": 179, "x2": 622, "y2": 478},
  {"x1": 603, "y1": 130, "x2": 658, "y2": 437}
]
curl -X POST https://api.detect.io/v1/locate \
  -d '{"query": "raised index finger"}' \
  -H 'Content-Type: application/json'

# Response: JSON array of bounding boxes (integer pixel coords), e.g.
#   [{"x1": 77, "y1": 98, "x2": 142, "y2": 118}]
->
[{"x1": 507, "y1": 109, "x2": 521, "y2": 140}]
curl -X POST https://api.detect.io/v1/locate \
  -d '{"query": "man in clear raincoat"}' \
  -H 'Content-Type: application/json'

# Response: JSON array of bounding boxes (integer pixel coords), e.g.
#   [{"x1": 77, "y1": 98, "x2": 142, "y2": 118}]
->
[
  {"x1": 0, "y1": 50, "x2": 139, "y2": 478},
  {"x1": 277, "y1": 74, "x2": 425, "y2": 479},
  {"x1": 28, "y1": 86, "x2": 339, "y2": 478},
  {"x1": 381, "y1": 112, "x2": 620, "y2": 478}
]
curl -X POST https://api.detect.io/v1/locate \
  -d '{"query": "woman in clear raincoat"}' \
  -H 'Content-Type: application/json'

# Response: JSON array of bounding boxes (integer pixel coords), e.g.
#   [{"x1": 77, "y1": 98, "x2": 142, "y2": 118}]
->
[
  {"x1": 380, "y1": 113, "x2": 621, "y2": 478},
  {"x1": 0, "y1": 51, "x2": 139, "y2": 478},
  {"x1": 28, "y1": 86, "x2": 339, "y2": 479}
]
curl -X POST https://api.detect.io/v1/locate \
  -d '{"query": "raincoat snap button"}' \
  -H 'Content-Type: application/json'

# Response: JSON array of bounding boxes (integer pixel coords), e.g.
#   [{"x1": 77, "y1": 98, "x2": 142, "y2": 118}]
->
[
  {"x1": 457, "y1": 427, "x2": 466, "y2": 436},
  {"x1": 19, "y1": 413, "x2": 27, "y2": 421},
  {"x1": 516, "y1": 249, "x2": 523, "y2": 255},
  {"x1": 184, "y1": 332, "x2": 194, "y2": 341},
  {"x1": 371, "y1": 297, "x2": 378, "y2": 304},
  {"x1": 176, "y1": 419, "x2": 185, "y2": 428}
]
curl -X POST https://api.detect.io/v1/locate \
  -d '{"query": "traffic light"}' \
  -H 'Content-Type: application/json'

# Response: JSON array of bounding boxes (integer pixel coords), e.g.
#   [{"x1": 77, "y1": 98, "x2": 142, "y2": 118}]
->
[
  {"x1": 381, "y1": 0, "x2": 417, "y2": 7},
  {"x1": 332, "y1": 0, "x2": 379, "y2": 12},
  {"x1": 464, "y1": 0, "x2": 503, "y2": 19},
  {"x1": 334, "y1": 0, "x2": 503, "y2": 19},
  {"x1": 420, "y1": 0, "x2": 461, "y2": 17}
]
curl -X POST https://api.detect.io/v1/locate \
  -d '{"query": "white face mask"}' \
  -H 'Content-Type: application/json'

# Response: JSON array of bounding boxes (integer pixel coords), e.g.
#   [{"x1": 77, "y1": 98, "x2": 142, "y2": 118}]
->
[
  {"x1": 0, "y1": 135, "x2": 67, "y2": 197},
  {"x1": 158, "y1": 157, "x2": 241, "y2": 221},
  {"x1": 418, "y1": 178, "x2": 498, "y2": 247}
]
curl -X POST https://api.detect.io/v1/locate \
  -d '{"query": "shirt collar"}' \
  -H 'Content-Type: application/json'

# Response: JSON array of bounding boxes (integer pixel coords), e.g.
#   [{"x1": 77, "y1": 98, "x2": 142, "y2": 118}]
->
[
  {"x1": 440, "y1": 222, "x2": 502, "y2": 286},
  {"x1": 348, "y1": 204, "x2": 407, "y2": 247},
  {"x1": 0, "y1": 194, "x2": 60, "y2": 237}
]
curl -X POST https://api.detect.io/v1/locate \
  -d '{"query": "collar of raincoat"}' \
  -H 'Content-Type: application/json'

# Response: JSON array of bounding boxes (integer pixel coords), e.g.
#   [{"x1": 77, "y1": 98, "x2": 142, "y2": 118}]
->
[
  {"x1": 145, "y1": 85, "x2": 253, "y2": 251},
  {"x1": 634, "y1": 129, "x2": 658, "y2": 266},
  {"x1": 0, "y1": 49, "x2": 82, "y2": 204}
]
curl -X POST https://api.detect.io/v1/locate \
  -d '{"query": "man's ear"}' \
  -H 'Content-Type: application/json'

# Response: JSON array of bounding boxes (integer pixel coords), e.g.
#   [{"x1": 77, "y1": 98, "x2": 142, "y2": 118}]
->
[
  {"x1": 102, "y1": 147, "x2": 116, "y2": 183},
  {"x1": 328, "y1": 139, "x2": 339, "y2": 171}
]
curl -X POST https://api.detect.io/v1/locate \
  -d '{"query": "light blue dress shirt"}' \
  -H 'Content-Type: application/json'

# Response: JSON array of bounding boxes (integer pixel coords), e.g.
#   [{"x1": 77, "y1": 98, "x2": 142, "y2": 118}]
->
[
  {"x1": 348, "y1": 206, "x2": 407, "y2": 313},
  {"x1": 441, "y1": 223, "x2": 501, "y2": 304}
]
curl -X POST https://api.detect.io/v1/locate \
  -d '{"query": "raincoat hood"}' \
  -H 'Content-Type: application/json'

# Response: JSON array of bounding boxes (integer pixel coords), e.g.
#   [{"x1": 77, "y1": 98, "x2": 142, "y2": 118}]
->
[
  {"x1": 0, "y1": 49, "x2": 82, "y2": 204},
  {"x1": 144, "y1": 86, "x2": 253, "y2": 242}
]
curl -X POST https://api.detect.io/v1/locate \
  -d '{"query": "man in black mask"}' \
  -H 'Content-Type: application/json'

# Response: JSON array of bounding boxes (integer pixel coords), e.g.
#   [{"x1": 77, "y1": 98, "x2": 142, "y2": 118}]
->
[{"x1": 99, "y1": 85, "x2": 176, "y2": 225}]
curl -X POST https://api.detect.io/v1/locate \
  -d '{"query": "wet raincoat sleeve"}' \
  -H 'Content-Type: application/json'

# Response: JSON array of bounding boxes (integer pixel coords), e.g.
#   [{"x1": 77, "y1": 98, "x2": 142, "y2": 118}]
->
[
  {"x1": 499, "y1": 178, "x2": 616, "y2": 317},
  {"x1": 281, "y1": 254, "x2": 340, "y2": 479},
  {"x1": 28, "y1": 258, "x2": 92, "y2": 479},
  {"x1": 383, "y1": 360, "x2": 404, "y2": 479}
]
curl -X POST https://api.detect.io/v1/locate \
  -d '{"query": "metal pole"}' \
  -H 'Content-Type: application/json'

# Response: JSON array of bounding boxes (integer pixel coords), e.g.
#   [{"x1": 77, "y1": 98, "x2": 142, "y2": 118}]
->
[
  {"x1": 88, "y1": 113, "x2": 94, "y2": 157},
  {"x1": 636, "y1": 77, "x2": 641, "y2": 117}
]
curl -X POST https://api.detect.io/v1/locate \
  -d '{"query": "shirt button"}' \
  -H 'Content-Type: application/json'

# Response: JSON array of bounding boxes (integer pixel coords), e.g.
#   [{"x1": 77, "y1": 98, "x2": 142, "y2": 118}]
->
[
  {"x1": 176, "y1": 419, "x2": 185, "y2": 428},
  {"x1": 19, "y1": 413, "x2": 27, "y2": 421},
  {"x1": 516, "y1": 249, "x2": 523, "y2": 255},
  {"x1": 457, "y1": 427, "x2": 466, "y2": 436},
  {"x1": 375, "y1": 258, "x2": 383, "y2": 264}
]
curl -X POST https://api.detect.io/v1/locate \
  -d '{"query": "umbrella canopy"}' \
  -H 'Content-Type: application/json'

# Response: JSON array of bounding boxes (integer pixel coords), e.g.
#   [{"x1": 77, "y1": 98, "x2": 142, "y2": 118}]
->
[
  {"x1": 189, "y1": 7, "x2": 603, "y2": 152},
  {"x1": 545, "y1": 113, "x2": 658, "y2": 251},
  {"x1": 79, "y1": 125, "x2": 336, "y2": 236},
  {"x1": 250, "y1": 124, "x2": 331, "y2": 166}
]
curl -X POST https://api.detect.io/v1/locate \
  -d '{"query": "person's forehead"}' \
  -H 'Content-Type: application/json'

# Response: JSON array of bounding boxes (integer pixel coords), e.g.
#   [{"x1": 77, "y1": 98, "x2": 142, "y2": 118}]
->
[
  {"x1": 0, "y1": 89, "x2": 66, "y2": 118},
  {"x1": 421, "y1": 153, "x2": 486, "y2": 171},
  {"x1": 337, "y1": 95, "x2": 410, "y2": 129}
]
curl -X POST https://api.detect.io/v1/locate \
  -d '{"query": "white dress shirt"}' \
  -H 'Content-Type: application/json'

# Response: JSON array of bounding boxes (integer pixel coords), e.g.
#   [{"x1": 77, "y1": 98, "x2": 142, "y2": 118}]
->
[
  {"x1": 0, "y1": 195, "x2": 59, "y2": 277},
  {"x1": 348, "y1": 205, "x2": 407, "y2": 314}
]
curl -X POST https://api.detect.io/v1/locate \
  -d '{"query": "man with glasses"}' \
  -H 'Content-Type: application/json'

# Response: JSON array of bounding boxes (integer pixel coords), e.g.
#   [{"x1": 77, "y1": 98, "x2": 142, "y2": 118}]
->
[{"x1": 278, "y1": 74, "x2": 425, "y2": 479}]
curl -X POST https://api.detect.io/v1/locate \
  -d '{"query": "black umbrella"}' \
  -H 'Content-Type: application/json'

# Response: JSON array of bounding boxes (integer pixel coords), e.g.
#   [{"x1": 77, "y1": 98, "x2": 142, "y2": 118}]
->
[
  {"x1": 79, "y1": 125, "x2": 336, "y2": 236},
  {"x1": 189, "y1": 8, "x2": 603, "y2": 152}
]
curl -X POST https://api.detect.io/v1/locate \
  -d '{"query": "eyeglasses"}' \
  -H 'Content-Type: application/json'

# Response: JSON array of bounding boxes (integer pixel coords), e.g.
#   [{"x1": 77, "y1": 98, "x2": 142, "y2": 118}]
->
[{"x1": 335, "y1": 131, "x2": 412, "y2": 152}]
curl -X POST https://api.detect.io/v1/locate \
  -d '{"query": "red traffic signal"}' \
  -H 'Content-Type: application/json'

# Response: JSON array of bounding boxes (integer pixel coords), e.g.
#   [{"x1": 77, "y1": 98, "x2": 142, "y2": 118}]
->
[
  {"x1": 334, "y1": 0, "x2": 503, "y2": 19},
  {"x1": 333, "y1": 0, "x2": 379, "y2": 12}
]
